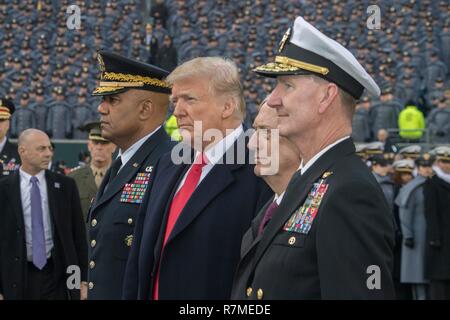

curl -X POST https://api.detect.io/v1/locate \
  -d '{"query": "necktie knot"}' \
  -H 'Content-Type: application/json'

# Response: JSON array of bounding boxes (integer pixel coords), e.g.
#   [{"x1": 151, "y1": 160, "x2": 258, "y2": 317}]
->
[
  {"x1": 193, "y1": 153, "x2": 208, "y2": 168},
  {"x1": 30, "y1": 176, "x2": 39, "y2": 184}
]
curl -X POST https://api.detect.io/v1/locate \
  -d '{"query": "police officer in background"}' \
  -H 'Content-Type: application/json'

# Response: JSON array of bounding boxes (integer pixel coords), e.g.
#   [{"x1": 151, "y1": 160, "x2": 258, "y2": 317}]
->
[
  {"x1": 68, "y1": 122, "x2": 116, "y2": 222},
  {"x1": 0, "y1": 98, "x2": 20, "y2": 178},
  {"x1": 86, "y1": 51, "x2": 174, "y2": 299}
]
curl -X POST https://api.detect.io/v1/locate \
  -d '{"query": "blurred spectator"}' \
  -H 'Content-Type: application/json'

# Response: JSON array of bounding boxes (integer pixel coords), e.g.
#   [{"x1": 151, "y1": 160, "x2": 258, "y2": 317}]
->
[
  {"x1": 32, "y1": 89, "x2": 48, "y2": 132},
  {"x1": 427, "y1": 97, "x2": 450, "y2": 143},
  {"x1": 144, "y1": 23, "x2": 159, "y2": 65},
  {"x1": 424, "y1": 146, "x2": 450, "y2": 300},
  {"x1": 396, "y1": 154, "x2": 434, "y2": 300},
  {"x1": 150, "y1": 0, "x2": 169, "y2": 28},
  {"x1": 398, "y1": 102, "x2": 425, "y2": 141},
  {"x1": 155, "y1": 34, "x2": 178, "y2": 72},
  {"x1": 352, "y1": 97, "x2": 371, "y2": 142},
  {"x1": 369, "y1": 88, "x2": 401, "y2": 139},
  {"x1": 392, "y1": 159, "x2": 416, "y2": 300},
  {"x1": 10, "y1": 93, "x2": 36, "y2": 138},
  {"x1": 377, "y1": 129, "x2": 397, "y2": 153},
  {"x1": 46, "y1": 87, "x2": 71, "y2": 139}
]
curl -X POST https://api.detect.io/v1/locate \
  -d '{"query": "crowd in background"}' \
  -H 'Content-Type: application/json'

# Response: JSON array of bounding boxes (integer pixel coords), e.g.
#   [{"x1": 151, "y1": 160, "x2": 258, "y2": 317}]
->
[{"x1": 0, "y1": 0, "x2": 449, "y2": 141}]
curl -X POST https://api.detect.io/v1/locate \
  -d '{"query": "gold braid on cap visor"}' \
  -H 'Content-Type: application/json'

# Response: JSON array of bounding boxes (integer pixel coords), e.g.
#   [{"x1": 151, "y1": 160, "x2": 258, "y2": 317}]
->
[
  {"x1": 0, "y1": 106, "x2": 11, "y2": 119},
  {"x1": 93, "y1": 72, "x2": 171, "y2": 94},
  {"x1": 254, "y1": 56, "x2": 329, "y2": 75}
]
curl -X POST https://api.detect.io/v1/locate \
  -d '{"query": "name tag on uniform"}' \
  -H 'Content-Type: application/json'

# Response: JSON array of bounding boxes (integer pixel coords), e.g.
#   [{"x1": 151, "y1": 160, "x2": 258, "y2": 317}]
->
[
  {"x1": 283, "y1": 172, "x2": 332, "y2": 234},
  {"x1": 120, "y1": 171, "x2": 152, "y2": 204}
]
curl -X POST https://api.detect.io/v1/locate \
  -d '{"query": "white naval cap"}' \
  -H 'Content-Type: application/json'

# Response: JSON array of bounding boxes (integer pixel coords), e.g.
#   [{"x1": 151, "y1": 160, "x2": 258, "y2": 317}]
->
[
  {"x1": 254, "y1": 16, "x2": 380, "y2": 99},
  {"x1": 393, "y1": 159, "x2": 415, "y2": 173}
]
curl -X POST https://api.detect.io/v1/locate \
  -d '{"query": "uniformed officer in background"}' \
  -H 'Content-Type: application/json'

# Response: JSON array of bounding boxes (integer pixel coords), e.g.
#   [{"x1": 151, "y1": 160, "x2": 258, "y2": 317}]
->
[
  {"x1": 69, "y1": 121, "x2": 116, "y2": 221},
  {"x1": 86, "y1": 51, "x2": 174, "y2": 299},
  {"x1": 0, "y1": 97, "x2": 20, "y2": 178}
]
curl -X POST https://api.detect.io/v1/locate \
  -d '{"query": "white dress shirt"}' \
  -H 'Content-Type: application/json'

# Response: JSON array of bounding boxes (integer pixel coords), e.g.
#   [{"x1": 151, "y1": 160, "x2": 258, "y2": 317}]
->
[
  {"x1": 117, "y1": 125, "x2": 161, "y2": 172},
  {"x1": 300, "y1": 136, "x2": 351, "y2": 175},
  {"x1": 19, "y1": 168, "x2": 54, "y2": 261},
  {"x1": 0, "y1": 136, "x2": 6, "y2": 153},
  {"x1": 175, "y1": 125, "x2": 244, "y2": 193},
  {"x1": 274, "y1": 191, "x2": 285, "y2": 205}
]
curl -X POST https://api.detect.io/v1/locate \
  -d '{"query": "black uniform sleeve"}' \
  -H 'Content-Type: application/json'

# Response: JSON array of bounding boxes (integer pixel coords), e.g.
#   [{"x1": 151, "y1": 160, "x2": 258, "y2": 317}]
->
[
  {"x1": 316, "y1": 178, "x2": 395, "y2": 299},
  {"x1": 69, "y1": 178, "x2": 88, "y2": 282}
]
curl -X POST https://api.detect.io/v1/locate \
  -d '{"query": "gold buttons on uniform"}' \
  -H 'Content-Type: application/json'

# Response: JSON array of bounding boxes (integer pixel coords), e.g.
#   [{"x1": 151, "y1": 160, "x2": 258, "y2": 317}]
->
[
  {"x1": 288, "y1": 236, "x2": 296, "y2": 245},
  {"x1": 127, "y1": 218, "x2": 133, "y2": 225},
  {"x1": 91, "y1": 219, "x2": 97, "y2": 227},
  {"x1": 246, "y1": 287, "x2": 253, "y2": 297},
  {"x1": 88, "y1": 282, "x2": 94, "y2": 290},
  {"x1": 257, "y1": 288, "x2": 263, "y2": 300},
  {"x1": 91, "y1": 239, "x2": 96, "y2": 248},
  {"x1": 89, "y1": 261, "x2": 95, "y2": 269}
]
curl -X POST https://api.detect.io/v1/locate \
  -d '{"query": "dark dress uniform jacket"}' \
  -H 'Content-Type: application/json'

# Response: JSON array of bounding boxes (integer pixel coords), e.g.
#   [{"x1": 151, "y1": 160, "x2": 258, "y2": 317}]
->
[
  {"x1": 122, "y1": 135, "x2": 272, "y2": 300},
  {"x1": 231, "y1": 138, "x2": 396, "y2": 300},
  {"x1": 1, "y1": 140, "x2": 20, "y2": 178},
  {"x1": 0, "y1": 170, "x2": 87, "y2": 300},
  {"x1": 87, "y1": 127, "x2": 174, "y2": 300},
  {"x1": 424, "y1": 174, "x2": 450, "y2": 280}
]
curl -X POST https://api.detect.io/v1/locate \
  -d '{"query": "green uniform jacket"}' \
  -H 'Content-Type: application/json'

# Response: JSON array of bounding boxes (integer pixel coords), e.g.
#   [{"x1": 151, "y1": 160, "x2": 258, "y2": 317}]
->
[{"x1": 68, "y1": 166, "x2": 98, "y2": 222}]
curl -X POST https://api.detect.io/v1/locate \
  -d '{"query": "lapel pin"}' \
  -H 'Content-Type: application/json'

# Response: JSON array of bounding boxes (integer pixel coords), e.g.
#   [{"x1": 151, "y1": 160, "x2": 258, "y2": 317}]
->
[
  {"x1": 133, "y1": 163, "x2": 139, "y2": 168},
  {"x1": 145, "y1": 166, "x2": 153, "y2": 172},
  {"x1": 54, "y1": 182, "x2": 60, "y2": 189}
]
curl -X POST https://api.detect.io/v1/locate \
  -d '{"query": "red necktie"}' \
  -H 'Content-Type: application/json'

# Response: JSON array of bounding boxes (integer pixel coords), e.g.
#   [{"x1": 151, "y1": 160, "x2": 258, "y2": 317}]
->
[{"x1": 153, "y1": 153, "x2": 207, "y2": 300}]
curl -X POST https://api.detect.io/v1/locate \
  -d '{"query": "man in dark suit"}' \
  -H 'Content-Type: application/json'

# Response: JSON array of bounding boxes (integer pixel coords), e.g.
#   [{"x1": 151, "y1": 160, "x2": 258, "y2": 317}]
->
[
  {"x1": 87, "y1": 51, "x2": 174, "y2": 299},
  {"x1": 0, "y1": 98, "x2": 20, "y2": 178},
  {"x1": 232, "y1": 17, "x2": 395, "y2": 300},
  {"x1": 123, "y1": 57, "x2": 271, "y2": 300},
  {"x1": 0, "y1": 129, "x2": 87, "y2": 300}
]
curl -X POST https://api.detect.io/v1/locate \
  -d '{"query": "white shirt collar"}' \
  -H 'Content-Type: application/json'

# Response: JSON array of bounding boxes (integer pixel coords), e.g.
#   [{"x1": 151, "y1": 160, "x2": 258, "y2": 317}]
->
[
  {"x1": 0, "y1": 136, "x2": 6, "y2": 152},
  {"x1": 118, "y1": 125, "x2": 161, "y2": 169},
  {"x1": 20, "y1": 167, "x2": 46, "y2": 184},
  {"x1": 196, "y1": 125, "x2": 243, "y2": 165},
  {"x1": 274, "y1": 191, "x2": 285, "y2": 205},
  {"x1": 300, "y1": 136, "x2": 350, "y2": 175}
]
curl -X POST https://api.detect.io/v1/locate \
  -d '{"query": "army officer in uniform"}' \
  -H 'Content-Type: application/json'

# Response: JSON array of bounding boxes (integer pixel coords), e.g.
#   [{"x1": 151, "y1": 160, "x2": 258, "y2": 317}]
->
[
  {"x1": 0, "y1": 98, "x2": 20, "y2": 178},
  {"x1": 232, "y1": 17, "x2": 395, "y2": 299},
  {"x1": 69, "y1": 122, "x2": 116, "y2": 221},
  {"x1": 87, "y1": 51, "x2": 174, "y2": 299}
]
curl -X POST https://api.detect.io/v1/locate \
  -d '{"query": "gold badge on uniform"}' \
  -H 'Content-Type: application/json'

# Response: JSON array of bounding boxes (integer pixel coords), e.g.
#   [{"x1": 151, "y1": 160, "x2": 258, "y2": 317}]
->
[
  {"x1": 124, "y1": 235, "x2": 133, "y2": 247},
  {"x1": 278, "y1": 27, "x2": 291, "y2": 53},
  {"x1": 97, "y1": 53, "x2": 105, "y2": 73}
]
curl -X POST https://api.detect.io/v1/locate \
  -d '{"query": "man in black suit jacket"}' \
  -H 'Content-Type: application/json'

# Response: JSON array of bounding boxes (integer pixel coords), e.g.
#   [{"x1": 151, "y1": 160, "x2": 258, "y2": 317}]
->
[
  {"x1": 86, "y1": 51, "x2": 175, "y2": 299},
  {"x1": 231, "y1": 17, "x2": 395, "y2": 299},
  {"x1": 122, "y1": 57, "x2": 271, "y2": 300},
  {"x1": 0, "y1": 98, "x2": 20, "y2": 178},
  {"x1": 0, "y1": 129, "x2": 87, "y2": 300}
]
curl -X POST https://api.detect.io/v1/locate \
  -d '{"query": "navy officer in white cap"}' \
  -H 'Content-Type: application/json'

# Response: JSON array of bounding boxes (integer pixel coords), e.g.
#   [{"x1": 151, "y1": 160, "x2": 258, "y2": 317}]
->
[{"x1": 232, "y1": 17, "x2": 395, "y2": 299}]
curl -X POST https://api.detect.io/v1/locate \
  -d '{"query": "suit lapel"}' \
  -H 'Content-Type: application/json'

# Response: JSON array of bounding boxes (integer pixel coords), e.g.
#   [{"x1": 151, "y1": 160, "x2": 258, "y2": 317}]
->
[
  {"x1": 152, "y1": 163, "x2": 190, "y2": 266},
  {"x1": 251, "y1": 138, "x2": 356, "y2": 269},
  {"x1": 165, "y1": 163, "x2": 238, "y2": 245},
  {"x1": 91, "y1": 128, "x2": 165, "y2": 211},
  {"x1": 240, "y1": 197, "x2": 274, "y2": 258},
  {"x1": 45, "y1": 171, "x2": 60, "y2": 237},
  {"x1": 163, "y1": 134, "x2": 248, "y2": 246}
]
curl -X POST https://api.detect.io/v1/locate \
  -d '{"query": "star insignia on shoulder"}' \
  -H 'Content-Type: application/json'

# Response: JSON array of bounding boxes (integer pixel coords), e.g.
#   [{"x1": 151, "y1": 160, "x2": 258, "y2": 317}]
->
[{"x1": 322, "y1": 171, "x2": 333, "y2": 179}]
